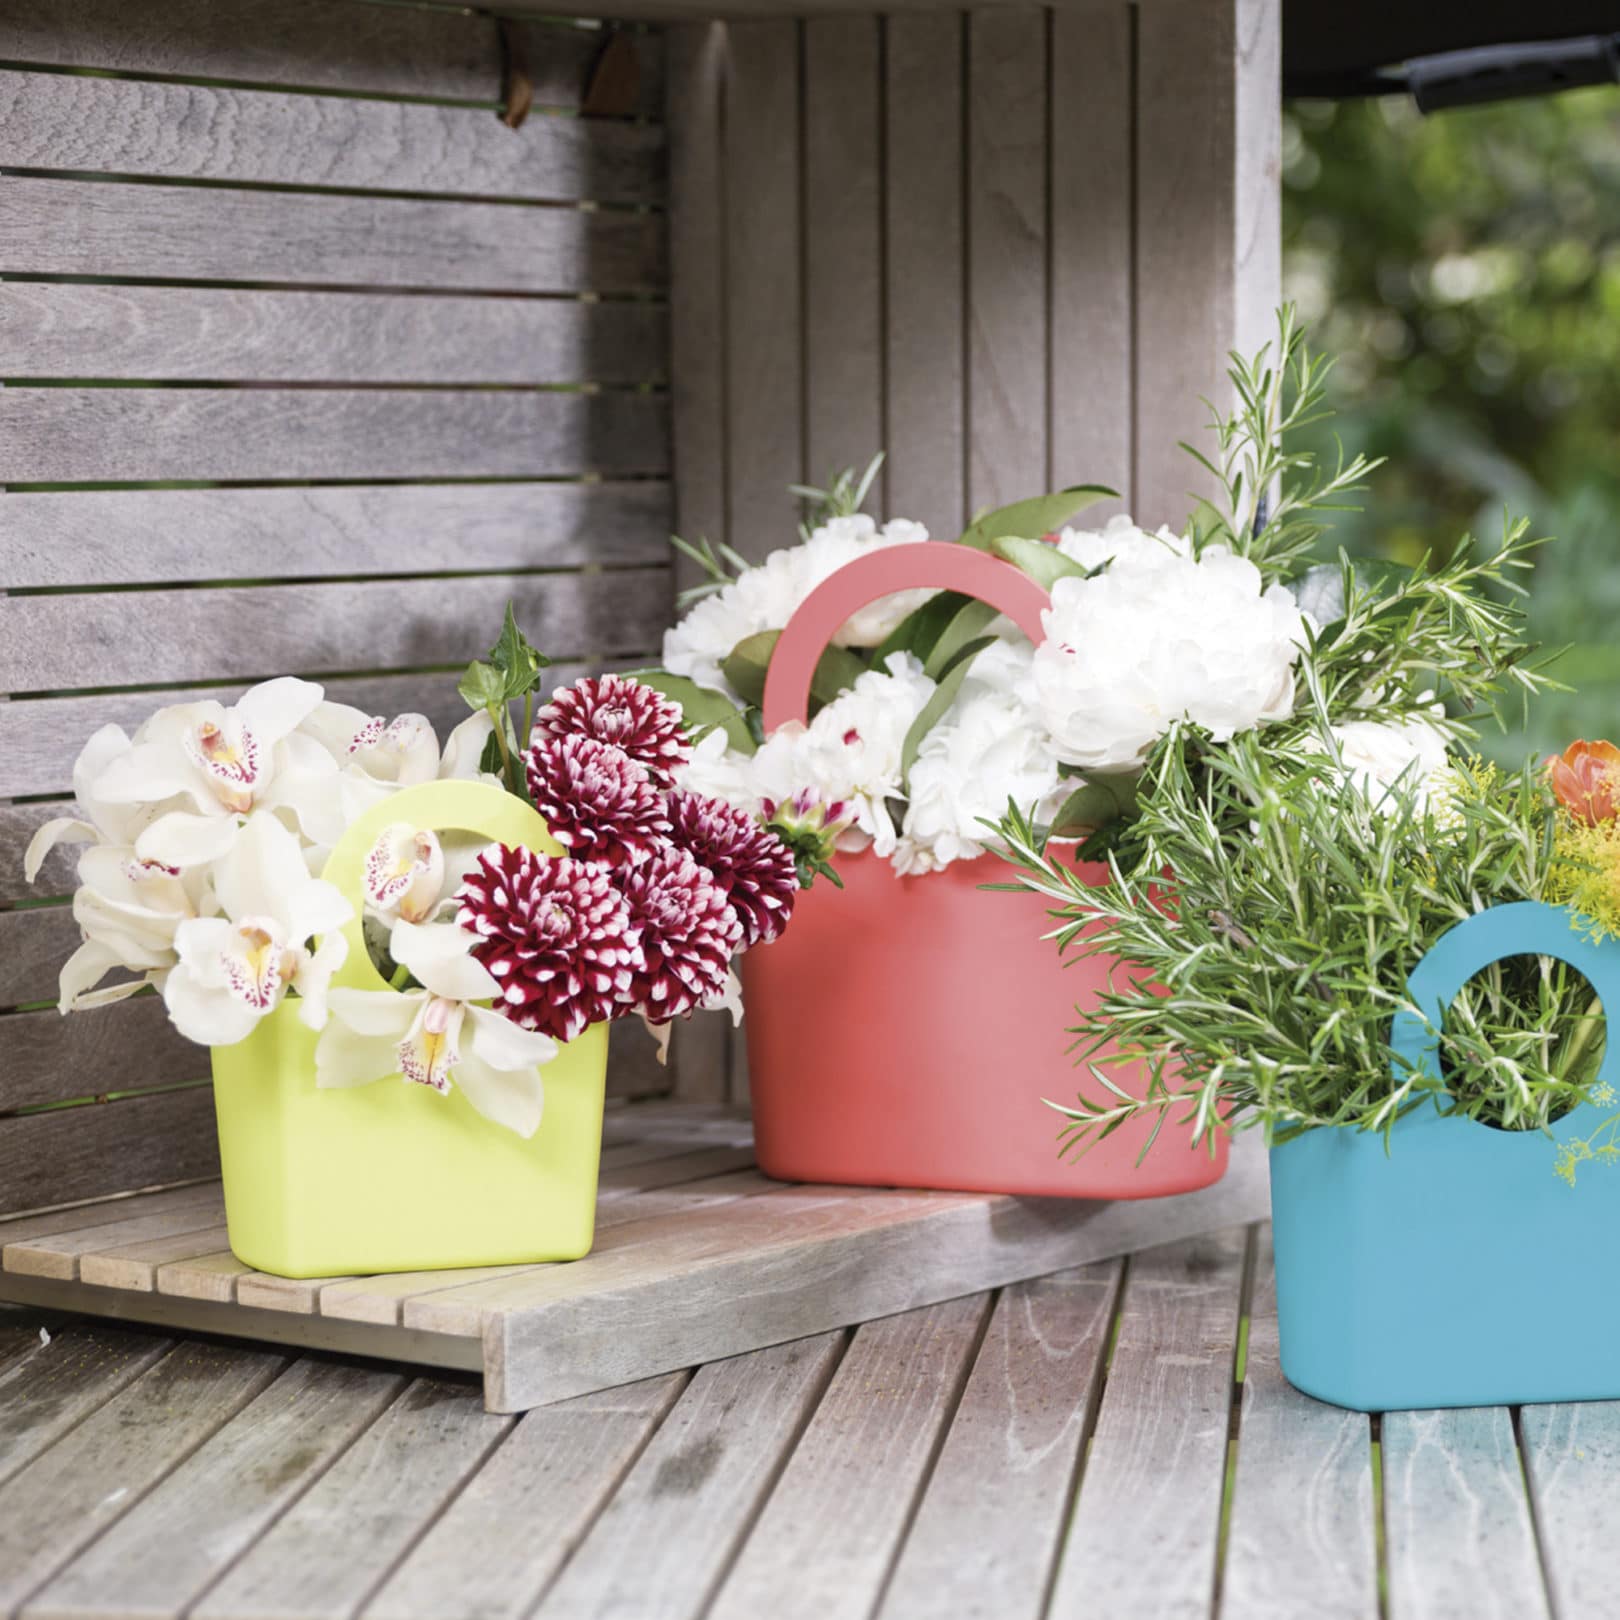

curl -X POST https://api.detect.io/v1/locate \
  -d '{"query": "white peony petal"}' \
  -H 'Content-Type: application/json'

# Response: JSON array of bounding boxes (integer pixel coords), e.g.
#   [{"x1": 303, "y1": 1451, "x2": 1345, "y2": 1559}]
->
[
  {"x1": 135, "y1": 811, "x2": 240, "y2": 872},
  {"x1": 234, "y1": 676, "x2": 326, "y2": 749},
  {"x1": 24, "y1": 817, "x2": 99, "y2": 883},
  {"x1": 450, "y1": 1043, "x2": 545, "y2": 1138}
]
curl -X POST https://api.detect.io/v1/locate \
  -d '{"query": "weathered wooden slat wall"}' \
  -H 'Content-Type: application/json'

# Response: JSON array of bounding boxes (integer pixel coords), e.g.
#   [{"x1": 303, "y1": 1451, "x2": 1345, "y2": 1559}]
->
[
  {"x1": 665, "y1": 0, "x2": 1281, "y2": 1101},
  {"x1": 0, "y1": 1, "x2": 679, "y2": 1215}
]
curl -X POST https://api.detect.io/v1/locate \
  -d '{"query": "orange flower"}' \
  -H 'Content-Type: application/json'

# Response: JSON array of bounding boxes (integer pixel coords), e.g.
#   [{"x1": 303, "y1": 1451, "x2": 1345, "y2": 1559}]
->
[{"x1": 1548, "y1": 740, "x2": 1620, "y2": 826}]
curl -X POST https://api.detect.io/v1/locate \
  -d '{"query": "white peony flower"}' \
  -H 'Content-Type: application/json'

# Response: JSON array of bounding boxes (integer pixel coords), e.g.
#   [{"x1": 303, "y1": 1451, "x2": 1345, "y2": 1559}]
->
[
  {"x1": 1326, "y1": 717, "x2": 1453, "y2": 819},
  {"x1": 674, "y1": 726, "x2": 763, "y2": 810},
  {"x1": 660, "y1": 516, "x2": 932, "y2": 699},
  {"x1": 1053, "y1": 513, "x2": 1191, "y2": 573},
  {"x1": 316, "y1": 920, "x2": 557, "y2": 1138},
  {"x1": 163, "y1": 813, "x2": 351, "y2": 1047},
  {"x1": 1032, "y1": 541, "x2": 1309, "y2": 772}
]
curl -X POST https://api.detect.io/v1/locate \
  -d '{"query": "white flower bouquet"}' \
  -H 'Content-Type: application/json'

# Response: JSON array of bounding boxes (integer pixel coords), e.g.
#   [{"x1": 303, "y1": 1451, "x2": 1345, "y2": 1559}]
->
[{"x1": 28, "y1": 612, "x2": 802, "y2": 1275}]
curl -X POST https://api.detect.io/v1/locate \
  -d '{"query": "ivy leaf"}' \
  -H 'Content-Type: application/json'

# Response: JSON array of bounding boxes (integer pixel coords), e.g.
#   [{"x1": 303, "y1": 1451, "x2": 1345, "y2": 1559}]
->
[
  {"x1": 721, "y1": 631, "x2": 867, "y2": 713},
  {"x1": 923, "y1": 600, "x2": 1000, "y2": 679},
  {"x1": 900, "y1": 636, "x2": 996, "y2": 790},
  {"x1": 958, "y1": 486, "x2": 1119, "y2": 551},
  {"x1": 988, "y1": 534, "x2": 1091, "y2": 591},
  {"x1": 457, "y1": 659, "x2": 506, "y2": 713},
  {"x1": 621, "y1": 668, "x2": 758, "y2": 756},
  {"x1": 489, "y1": 604, "x2": 550, "y2": 701},
  {"x1": 1047, "y1": 771, "x2": 1143, "y2": 837}
]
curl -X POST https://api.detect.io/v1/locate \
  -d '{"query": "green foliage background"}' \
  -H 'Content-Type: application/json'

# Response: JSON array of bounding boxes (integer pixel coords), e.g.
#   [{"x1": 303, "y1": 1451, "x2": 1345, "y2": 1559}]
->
[{"x1": 1283, "y1": 87, "x2": 1620, "y2": 764}]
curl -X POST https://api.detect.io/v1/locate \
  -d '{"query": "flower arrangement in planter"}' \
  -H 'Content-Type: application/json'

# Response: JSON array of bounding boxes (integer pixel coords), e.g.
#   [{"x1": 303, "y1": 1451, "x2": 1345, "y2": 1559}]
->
[
  {"x1": 996, "y1": 318, "x2": 1620, "y2": 1410},
  {"x1": 27, "y1": 613, "x2": 799, "y2": 1277}
]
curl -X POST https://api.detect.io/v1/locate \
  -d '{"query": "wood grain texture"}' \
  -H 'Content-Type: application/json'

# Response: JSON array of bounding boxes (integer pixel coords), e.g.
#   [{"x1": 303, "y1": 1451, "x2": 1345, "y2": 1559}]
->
[
  {"x1": 0, "y1": 387, "x2": 667, "y2": 485},
  {"x1": 3, "y1": 1182, "x2": 225, "y2": 1280},
  {"x1": 0, "y1": 1339, "x2": 284, "y2": 1613},
  {"x1": 366, "y1": 1374, "x2": 685, "y2": 1620},
  {"x1": 28, "y1": 1357, "x2": 406, "y2": 1620},
  {"x1": 0, "y1": 1, "x2": 664, "y2": 115},
  {"x1": 965, "y1": 10, "x2": 1048, "y2": 516},
  {"x1": 722, "y1": 20, "x2": 804, "y2": 559},
  {"x1": 1, "y1": 481, "x2": 670, "y2": 589},
  {"x1": 0, "y1": 69, "x2": 665, "y2": 205},
  {"x1": 0, "y1": 570, "x2": 672, "y2": 691},
  {"x1": 1382, "y1": 1406, "x2": 1552, "y2": 1620},
  {"x1": 884, "y1": 13, "x2": 967, "y2": 540},
  {"x1": 879, "y1": 1263, "x2": 1121, "y2": 1620},
  {"x1": 1047, "y1": 1227, "x2": 1247, "y2": 1620},
  {"x1": 0, "y1": 176, "x2": 665, "y2": 294},
  {"x1": 1223, "y1": 1228, "x2": 1378, "y2": 1620},
  {"x1": 802, "y1": 18, "x2": 883, "y2": 488},
  {"x1": 1521, "y1": 1401, "x2": 1620, "y2": 1620},
  {"x1": 0, "y1": 1323, "x2": 172, "y2": 1487},
  {"x1": 195, "y1": 1376, "x2": 512, "y2": 1620},
  {"x1": 0, "y1": 806, "x2": 76, "y2": 905},
  {"x1": 0, "y1": 1181, "x2": 219, "y2": 1249},
  {"x1": 0, "y1": 905, "x2": 77, "y2": 1008},
  {"x1": 709, "y1": 1294, "x2": 991, "y2": 1620},
  {"x1": 1048, "y1": 3, "x2": 1132, "y2": 513},
  {"x1": 157, "y1": 1249, "x2": 255, "y2": 1305},
  {"x1": 534, "y1": 1334, "x2": 844, "y2": 1620},
  {"x1": 0, "y1": 1085, "x2": 221, "y2": 1219},
  {"x1": 1, "y1": 283, "x2": 668, "y2": 385},
  {"x1": 79, "y1": 1222, "x2": 232, "y2": 1294}
]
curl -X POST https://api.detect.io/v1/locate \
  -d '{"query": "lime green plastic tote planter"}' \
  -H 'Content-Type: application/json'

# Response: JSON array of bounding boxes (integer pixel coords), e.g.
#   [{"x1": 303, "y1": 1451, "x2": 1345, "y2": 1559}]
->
[{"x1": 210, "y1": 779, "x2": 609, "y2": 1279}]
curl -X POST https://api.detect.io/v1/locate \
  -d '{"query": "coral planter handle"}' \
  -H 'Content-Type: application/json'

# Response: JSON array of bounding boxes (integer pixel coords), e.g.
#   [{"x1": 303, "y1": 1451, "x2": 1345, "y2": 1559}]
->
[
  {"x1": 1391, "y1": 900, "x2": 1620, "y2": 1119},
  {"x1": 761, "y1": 542, "x2": 1052, "y2": 732},
  {"x1": 320, "y1": 778, "x2": 559, "y2": 995}
]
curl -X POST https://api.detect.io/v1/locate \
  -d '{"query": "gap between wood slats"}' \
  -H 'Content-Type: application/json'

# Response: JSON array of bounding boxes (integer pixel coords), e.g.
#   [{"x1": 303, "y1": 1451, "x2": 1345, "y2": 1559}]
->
[
  {"x1": 0, "y1": 285, "x2": 669, "y2": 385},
  {"x1": 0, "y1": 69, "x2": 666, "y2": 208},
  {"x1": 0, "y1": 1, "x2": 665, "y2": 117}
]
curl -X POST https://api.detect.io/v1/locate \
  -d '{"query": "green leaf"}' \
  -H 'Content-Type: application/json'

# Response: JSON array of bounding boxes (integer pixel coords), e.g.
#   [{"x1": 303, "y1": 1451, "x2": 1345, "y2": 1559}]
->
[
  {"x1": 1296, "y1": 558, "x2": 1417, "y2": 634},
  {"x1": 622, "y1": 669, "x2": 758, "y2": 756},
  {"x1": 872, "y1": 589, "x2": 975, "y2": 668},
  {"x1": 1047, "y1": 771, "x2": 1142, "y2": 837},
  {"x1": 988, "y1": 534, "x2": 1091, "y2": 591},
  {"x1": 958, "y1": 486, "x2": 1119, "y2": 551},
  {"x1": 900, "y1": 636, "x2": 996, "y2": 789},
  {"x1": 457, "y1": 659, "x2": 506, "y2": 713},
  {"x1": 720, "y1": 632, "x2": 866, "y2": 713},
  {"x1": 1185, "y1": 497, "x2": 1234, "y2": 547},
  {"x1": 923, "y1": 600, "x2": 1000, "y2": 679},
  {"x1": 489, "y1": 603, "x2": 549, "y2": 701},
  {"x1": 478, "y1": 729, "x2": 506, "y2": 778}
]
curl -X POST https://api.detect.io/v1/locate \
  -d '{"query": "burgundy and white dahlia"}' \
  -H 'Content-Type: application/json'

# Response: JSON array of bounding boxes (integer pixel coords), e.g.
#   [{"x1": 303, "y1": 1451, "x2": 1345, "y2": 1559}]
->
[
  {"x1": 532, "y1": 674, "x2": 691, "y2": 787},
  {"x1": 525, "y1": 734, "x2": 671, "y2": 869},
  {"x1": 665, "y1": 791, "x2": 798, "y2": 949},
  {"x1": 616, "y1": 847, "x2": 743, "y2": 1024},
  {"x1": 455, "y1": 844, "x2": 643, "y2": 1043}
]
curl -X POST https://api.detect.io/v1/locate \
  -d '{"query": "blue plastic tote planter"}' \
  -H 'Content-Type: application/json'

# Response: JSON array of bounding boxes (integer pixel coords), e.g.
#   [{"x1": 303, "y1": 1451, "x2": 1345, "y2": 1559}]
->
[{"x1": 1270, "y1": 901, "x2": 1620, "y2": 1412}]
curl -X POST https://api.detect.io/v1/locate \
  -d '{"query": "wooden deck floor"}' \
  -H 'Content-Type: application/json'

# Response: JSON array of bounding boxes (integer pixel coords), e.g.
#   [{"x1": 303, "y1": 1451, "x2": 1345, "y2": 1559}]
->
[{"x1": 0, "y1": 1218, "x2": 1601, "y2": 1620}]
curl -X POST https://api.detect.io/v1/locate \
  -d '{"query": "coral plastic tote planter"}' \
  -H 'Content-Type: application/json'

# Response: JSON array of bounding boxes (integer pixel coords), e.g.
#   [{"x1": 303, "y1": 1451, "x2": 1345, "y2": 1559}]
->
[
  {"x1": 743, "y1": 543, "x2": 1229, "y2": 1200},
  {"x1": 1270, "y1": 901, "x2": 1620, "y2": 1411},
  {"x1": 211, "y1": 779, "x2": 608, "y2": 1279}
]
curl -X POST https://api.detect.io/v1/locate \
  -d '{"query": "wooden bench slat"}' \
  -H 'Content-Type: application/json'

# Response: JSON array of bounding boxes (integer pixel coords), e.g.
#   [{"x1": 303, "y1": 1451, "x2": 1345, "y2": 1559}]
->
[
  {"x1": 1, "y1": 284, "x2": 667, "y2": 386},
  {"x1": 1382, "y1": 1406, "x2": 1552, "y2": 1620},
  {"x1": 195, "y1": 1376, "x2": 513, "y2": 1620},
  {"x1": 1223, "y1": 1227, "x2": 1378, "y2": 1620},
  {"x1": 0, "y1": 176, "x2": 666, "y2": 293},
  {"x1": 0, "y1": 1182, "x2": 216, "y2": 1246},
  {"x1": 80, "y1": 1223, "x2": 233, "y2": 1294},
  {"x1": 0, "y1": 1, "x2": 663, "y2": 115},
  {"x1": 2, "y1": 997, "x2": 207, "y2": 1114},
  {"x1": 0, "y1": 569, "x2": 674, "y2": 692},
  {"x1": 1521, "y1": 1400, "x2": 1620, "y2": 1618},
  {"x1": 365, "y1": 1374, "x2": 686, "y2": 1620},
  {"x1": 28, "y1": 1357, "x2": 405, "y2": 1620},
  {"x1": 2, "y1": 1182, "x2": 226, "y2": 1281},
  {"x1": 0, "y1": 386, "x2": 668, "y2": 486},
  {"x1": 1047, "y1": 1227, "x2": 1247, "y2": 1620},
  {"x1": 879, "y1": 1262, "x2": 1122, "y2": 1620},
  {"x1": 157, "y1": 1250, "x2": 255, "y2": 1305},
  {"x1": 533, "y1": 1334, "x2": 844, "y2": 1620},
  {"x1": 0, "y1": 69, "x2": 665, "y2": 205},
  {"x1": 709, "y1": 1294, "x2": 993, "y2": 1620}
]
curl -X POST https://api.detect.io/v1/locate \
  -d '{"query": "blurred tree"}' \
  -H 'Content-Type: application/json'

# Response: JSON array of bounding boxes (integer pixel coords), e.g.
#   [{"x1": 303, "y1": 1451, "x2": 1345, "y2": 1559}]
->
[{"x1": 1283, "y1": 87, "x2": 1620, "y2": 759}]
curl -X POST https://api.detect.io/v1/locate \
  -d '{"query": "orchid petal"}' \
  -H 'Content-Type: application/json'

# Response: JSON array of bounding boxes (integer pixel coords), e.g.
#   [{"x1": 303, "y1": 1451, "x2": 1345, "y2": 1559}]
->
[
  {"x1": 292, "y1": 930, "x2": 348, "y2": 1031},
  {"x1": 396, "y1": 996, "x2": 462, "y2": 1094},
  {"x1": 163, "y1": 961, "x2": 260, "y2": 1046},
  {"x1": 72, "y1": 977, "x2": 159, "y2": 1011},
  {"x1": 24, "y1": 818, "x2": 99, "y2": 883},
  {"x1": 451, "y1": 1042, "x2": 545, "y2": 1138},
  {"x1": 234, "y1": 676, "x2": 325, "y2": 749},
  {"x1": 391, "y1": 921, "x2": 500, "y2": 1003},
  {"x1": 441, "y1": 712, "x2": 496, "y2": 780},
  {"x1": 363, "y1": 825, "x2": 444, "y2": 923},
  {"x1": 316, "y1": 1016, "x2": 412, "y2": 1089},
  {"x1": 215, "y1": 813, "x2": 311, "y2": 922},
  {"x1": 92, "y1": 740, "x2": 207, "y2": 808},
  {"x1": 71, "y1": 724, "x2": 135, "y2": 803},
  {"x1": 285, "y1": 877, "x2": 354, "y2": 946},
  {"x1": 327, "y1": 985, "x2": 424, "y2": 1038},
  {"x1": 135, "y1": 812, "x2": 241, "y2": 872},
  {"x1": 57, "y1": 938, "x2": 127, "y2": 1010},
  {"x1": 465, "y1": 1002, "x2": 559, "y2": 1071},
  {"x1": 299, "y1": 701, "x2": 377, "y2": 760},
  {"x1": 173, "y1": 918, "x2": 236, "y2": 988}
]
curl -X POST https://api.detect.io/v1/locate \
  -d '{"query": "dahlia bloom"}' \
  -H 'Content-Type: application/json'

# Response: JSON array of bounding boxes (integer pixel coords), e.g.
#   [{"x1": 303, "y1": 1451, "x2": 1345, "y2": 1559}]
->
[
  {"x1": 616, "y1": 847, "x2": 743, "y2": 1024},
  {"x1": 532, "y1": 674, "x2": 691, "y2": 787},
  {"x1": 665, "y1": 790, "x2": 799, "y2": 947},
  {"x1": 525, "y1": 734, "x2": 671, "y2": 868}
]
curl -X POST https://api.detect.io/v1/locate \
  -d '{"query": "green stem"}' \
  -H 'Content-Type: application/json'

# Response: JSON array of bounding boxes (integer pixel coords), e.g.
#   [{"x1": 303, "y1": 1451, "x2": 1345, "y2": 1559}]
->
[{"x1": 389, "y1": 962, "x2": 414, "y2": 991}]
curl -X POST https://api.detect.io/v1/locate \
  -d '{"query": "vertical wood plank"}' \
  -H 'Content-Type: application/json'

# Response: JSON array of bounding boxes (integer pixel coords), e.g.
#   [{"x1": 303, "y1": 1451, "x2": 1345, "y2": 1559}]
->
[
  {"x1": 1134, "y1": 0, "x2": 1281, "y2": 526},
  {"x1": 724, "y1": 19, "x2": 804, "y2": 560},
  {"x1": 879, "y1": 1264, "x2": 1121, "y2": 1620},
  {"x1": 803, "y1": 16, "x2": 884, "y2": 491},
  {"x1": 1382, "y1": 1407, "x2": 1553, "y2": 1620},
  {"x1": 1047, "y1": 1227, "x2": 1246, "y2": 1620},
  {"x1": 1521, "y1": 1401, "x2": 1620, "y2": 1620},
  {"x1": 883, "y1": 13, "x2": 966, "y2": 539},
  {"x1": 1048, "y1": 2, "x2": 1133, "y2": 516},
  {"x1": 1223, "y1": 1229, "x2": 1378, "y2": 1620},
  {"x1": 709, "y1": 1295, "x2": 991, "y2": 1620},
  {"x1": 965, "y1": 8, "x2": 1048, "y2": 517}
]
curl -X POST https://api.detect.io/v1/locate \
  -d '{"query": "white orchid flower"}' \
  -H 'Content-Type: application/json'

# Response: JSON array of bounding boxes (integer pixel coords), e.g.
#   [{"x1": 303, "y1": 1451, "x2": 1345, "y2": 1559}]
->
[
  {"x1": 316, "y1": 920, "x2": 556, "y2": 1138},
  {"x1": 363, "y1": 823, "x2": 446, "y2": 924},
  {"x1": 90, "y1": 678, "x2": 343, "y2": 869},
  {"x1": 300, "y1": 705, "x2": 498, "y2": 825},
  {"x1": 163, "y1": 813, "x2": 351, "y2": 1047}
]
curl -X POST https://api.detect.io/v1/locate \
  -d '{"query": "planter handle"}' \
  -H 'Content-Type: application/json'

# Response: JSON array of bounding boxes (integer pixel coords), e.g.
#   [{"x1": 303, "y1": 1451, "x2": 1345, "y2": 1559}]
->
[
  {"x1": 1391, "y1": 899, "x2": 1620, "y2": 1106},
  {"x1": 319, "y1": 777, "x2": 558, "y2": 995},
  {"x1": 760, "y1": 542, "x2": 1051, "y2": 733}
]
